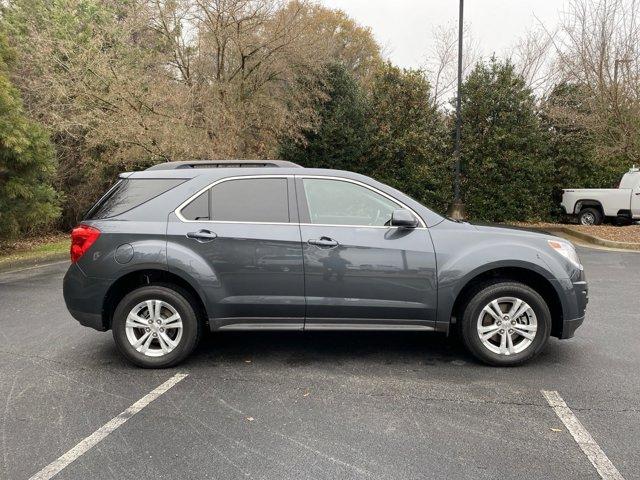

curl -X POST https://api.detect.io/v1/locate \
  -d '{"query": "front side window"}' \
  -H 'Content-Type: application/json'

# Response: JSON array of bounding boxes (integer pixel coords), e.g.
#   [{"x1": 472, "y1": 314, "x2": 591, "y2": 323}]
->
[
  {"x1": 302, "y1": 178, "x2": 399, "y2": 226},
  {"x1": 209, "y1": 177, "x2": 290, "y2": 223}
]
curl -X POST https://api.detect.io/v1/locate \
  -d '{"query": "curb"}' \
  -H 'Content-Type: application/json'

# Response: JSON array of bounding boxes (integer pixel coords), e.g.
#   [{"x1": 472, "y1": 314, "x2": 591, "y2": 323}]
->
[
  {"x1": 537, "y1": 226, "x2": 640, "y2": 251},
  {"x1": 0, "y1": 251, "x2": 69, "y2": 274}
]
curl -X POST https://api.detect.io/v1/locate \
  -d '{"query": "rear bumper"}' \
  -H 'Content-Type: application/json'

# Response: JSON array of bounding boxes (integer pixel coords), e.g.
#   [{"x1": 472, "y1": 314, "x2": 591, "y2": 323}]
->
[
  {"x1": 68, "y1": 309, "x2": 105, "y2": 331},
  {"x1": 63, "y1": 263, "x2": 110, "y2": 331}
]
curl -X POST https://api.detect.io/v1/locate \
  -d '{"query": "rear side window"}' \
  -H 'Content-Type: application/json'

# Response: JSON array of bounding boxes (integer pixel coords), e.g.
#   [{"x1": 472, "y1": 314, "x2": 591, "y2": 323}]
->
[
  {"x1": 211, "y1": 178, "x2": 289, "y2": 223},
  {"x1": 86, "y1": 179, "x2": 185, "y2": 220},
  {"x1": 180, "y1": 177, "x2": 290, "y2": 223}
]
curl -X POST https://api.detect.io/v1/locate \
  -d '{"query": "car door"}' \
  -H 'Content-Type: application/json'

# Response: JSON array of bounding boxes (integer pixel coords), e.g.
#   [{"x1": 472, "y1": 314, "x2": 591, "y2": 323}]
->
[
  {"x1": 167, "y1": 175, "x2": 305, "y2": 330},
  {"x1": 295, "y1": 176, "x2": 437, "y2": 330}
]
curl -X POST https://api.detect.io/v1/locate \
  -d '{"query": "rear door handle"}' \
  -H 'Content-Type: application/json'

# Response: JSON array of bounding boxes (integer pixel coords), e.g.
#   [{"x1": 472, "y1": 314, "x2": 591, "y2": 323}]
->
[
  {"x1": 308, "y1": 236, "x2": 339, "y2": 248},
  {"x1": 187, "y1": 229, "x2": 217, "y2": 242}
]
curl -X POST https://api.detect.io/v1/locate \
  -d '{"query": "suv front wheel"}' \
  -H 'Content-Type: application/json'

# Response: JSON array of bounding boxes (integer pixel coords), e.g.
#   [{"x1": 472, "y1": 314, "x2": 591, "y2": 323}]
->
[
  {"x1": 460, "y1": 281, "x2": 551, "y2": 366},
  {"x1": 112, "y1": 285, "x2": 202, "y2": 368}
]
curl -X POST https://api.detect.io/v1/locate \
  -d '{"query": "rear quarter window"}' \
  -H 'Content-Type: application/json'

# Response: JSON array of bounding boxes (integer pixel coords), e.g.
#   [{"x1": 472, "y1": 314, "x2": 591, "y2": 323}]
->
[{"x1": 85, "y1": 178, "x2": 185, "y2": 220}]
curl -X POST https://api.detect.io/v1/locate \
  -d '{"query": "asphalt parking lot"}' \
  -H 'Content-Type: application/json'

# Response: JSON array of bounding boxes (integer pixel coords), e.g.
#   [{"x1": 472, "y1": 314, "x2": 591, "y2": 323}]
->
[{"x1": 0, "y1": 246, "x2": 638, "y2": 480}]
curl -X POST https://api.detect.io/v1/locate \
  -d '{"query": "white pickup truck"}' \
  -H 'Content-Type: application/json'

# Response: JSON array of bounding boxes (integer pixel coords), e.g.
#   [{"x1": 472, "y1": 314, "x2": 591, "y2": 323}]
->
[{"x1": 561, "y1": 166, "x2": 640, "y2": 225}]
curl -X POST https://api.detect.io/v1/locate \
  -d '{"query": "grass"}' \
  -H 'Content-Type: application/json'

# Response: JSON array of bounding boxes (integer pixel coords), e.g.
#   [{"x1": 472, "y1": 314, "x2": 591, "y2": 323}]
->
[{"x1": 0, "y1": 233, "x2": 69, "y2": 269}]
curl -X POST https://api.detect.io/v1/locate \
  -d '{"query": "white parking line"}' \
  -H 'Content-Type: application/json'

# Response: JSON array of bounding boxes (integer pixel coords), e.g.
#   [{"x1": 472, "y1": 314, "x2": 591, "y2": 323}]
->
[
  {"x1": 541, "y1": 390, "x2": 625, "y2": 480},
  {"x1": 29, "y1": 373, "x2": 188, "y2": 480}
]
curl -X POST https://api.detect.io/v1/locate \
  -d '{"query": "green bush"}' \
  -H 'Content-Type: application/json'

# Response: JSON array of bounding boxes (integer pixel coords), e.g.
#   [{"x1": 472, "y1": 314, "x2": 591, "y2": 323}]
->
[
  {"x1": 366, "y1": 63, "x2": 451, "y2": 214},
  {"x1": 279, "y1": 63, "x2": 372, "y2": 171},
  {"x1": 281, "y1": 62, "x2": 451, "y2": 215},
  {"x1": 0, "y1": 32, "x2": 60, "y2": 239},
  {"x1": 459, "y1": 58, "x2": 553, "y2": 222}
]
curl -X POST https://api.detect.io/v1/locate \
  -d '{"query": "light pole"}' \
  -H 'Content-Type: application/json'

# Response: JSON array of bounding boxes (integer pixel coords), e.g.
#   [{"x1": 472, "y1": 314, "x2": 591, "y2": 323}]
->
[{"x1": 447, "y1": 0, "x2": 465, "y2": 219}]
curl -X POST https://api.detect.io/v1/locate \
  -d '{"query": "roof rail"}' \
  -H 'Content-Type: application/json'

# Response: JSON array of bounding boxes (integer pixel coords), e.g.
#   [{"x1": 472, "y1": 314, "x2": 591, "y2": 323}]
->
[{"x1": 145, "y1": 159, "x2": 302, "y2": 170}]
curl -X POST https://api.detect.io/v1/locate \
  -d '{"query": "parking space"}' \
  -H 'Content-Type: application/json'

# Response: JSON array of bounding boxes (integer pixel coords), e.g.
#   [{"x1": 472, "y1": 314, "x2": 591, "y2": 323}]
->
[{"x1": 1, "y1": 247, "x2": 639, "y2": 479}]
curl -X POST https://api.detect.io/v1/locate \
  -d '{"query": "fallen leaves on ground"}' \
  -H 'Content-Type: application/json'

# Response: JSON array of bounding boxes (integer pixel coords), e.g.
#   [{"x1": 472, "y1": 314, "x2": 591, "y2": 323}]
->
[
  {"x1": 0, "y1": 232, "x2": 68, "y2": 254},
  {"x1": 512, "y1": 222, "x2": 640, "y2": 244}
]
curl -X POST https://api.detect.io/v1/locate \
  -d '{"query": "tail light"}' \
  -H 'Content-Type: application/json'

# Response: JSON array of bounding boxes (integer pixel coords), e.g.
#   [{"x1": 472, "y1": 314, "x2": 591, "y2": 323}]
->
[{"x1": 70, "y1": 225, "x2": 101, "y2": 263}]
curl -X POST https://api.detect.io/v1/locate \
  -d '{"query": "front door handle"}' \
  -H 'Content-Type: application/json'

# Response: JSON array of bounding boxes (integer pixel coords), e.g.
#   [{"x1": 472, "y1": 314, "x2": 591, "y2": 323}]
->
[
  {"x1": 308, "y1": 236, "x2": 339, "y2": 248},
  {"x1": 187, "y1": 229, "x2": 217, "y2": 242}
]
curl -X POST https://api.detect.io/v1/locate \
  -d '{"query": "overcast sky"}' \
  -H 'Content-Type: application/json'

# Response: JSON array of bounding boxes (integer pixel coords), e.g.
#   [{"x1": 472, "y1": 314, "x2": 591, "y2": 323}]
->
[{"x1": 319, "y1": 0, "x2": 565, "y2": 68}]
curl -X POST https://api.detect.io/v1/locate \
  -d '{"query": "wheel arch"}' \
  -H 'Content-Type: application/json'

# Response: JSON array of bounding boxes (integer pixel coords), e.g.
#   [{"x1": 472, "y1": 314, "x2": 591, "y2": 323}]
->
[
  {"x1": 574, "y1": 199, "x2": 604, "y2": 215},
  {"x1": 102, "y1": 269, "x2": 208, "y2": 330},
  {"x1": 448, "y1": 266, "x2": 564, "y2": 338}
]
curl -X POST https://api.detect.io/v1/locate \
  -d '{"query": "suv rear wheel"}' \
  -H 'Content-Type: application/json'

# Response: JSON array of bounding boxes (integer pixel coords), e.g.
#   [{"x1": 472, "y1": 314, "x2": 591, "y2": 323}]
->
[
  {"x1": 112, "y1": 285, "x2": 201, "y2": 368},
  {"x1": 460, "y1": 281, "x2": 551, "y2": 366}
]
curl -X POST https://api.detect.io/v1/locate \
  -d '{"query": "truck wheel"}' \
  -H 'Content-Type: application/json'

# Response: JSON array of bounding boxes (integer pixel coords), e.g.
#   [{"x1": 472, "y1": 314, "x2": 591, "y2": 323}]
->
[
  {"x1": 615, "y1": 215, "x2": 632, "y2": 226},
  {"x1": 578, "y1": 207, "x2": 602, "y2": 225},
  {"x1": 460, "y1": 281, "x2": 551, "y2": 367},
  {"x1": 112, "y1": 285, "x2": 202, "y2": 368}
]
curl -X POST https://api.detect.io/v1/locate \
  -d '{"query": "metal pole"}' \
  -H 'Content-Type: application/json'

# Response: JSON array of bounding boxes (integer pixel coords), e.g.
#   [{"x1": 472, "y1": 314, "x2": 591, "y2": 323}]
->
[{"x1": 448, "y1": 0, "x2": 465, "y2": 219}]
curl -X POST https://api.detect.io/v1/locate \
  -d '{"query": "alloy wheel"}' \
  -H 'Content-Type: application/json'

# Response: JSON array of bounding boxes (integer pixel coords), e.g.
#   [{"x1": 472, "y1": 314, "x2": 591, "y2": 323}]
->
[
  {"x1": 125, "y1": 299, "x2": 183, "y2": 357},
  {"x1": 476, "y1": 296, "x2": 538, "y2": 356}
]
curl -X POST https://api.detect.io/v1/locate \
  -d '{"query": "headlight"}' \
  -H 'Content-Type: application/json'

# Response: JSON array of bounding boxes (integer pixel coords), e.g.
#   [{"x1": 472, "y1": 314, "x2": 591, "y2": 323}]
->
[{"x1": 548, "y1": 239, "x2": 582, "y2": 269}]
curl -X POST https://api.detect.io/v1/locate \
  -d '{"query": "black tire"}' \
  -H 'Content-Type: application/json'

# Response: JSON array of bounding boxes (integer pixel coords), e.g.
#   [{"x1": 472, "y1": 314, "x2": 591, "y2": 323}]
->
[
  {"x1": 578, "y1": 207, "x2": 603, "y2": 225},
  {"x1": 460, "y1": 281, "x2": 551, "y2": 367},
  {"x1": 112, "y1": 284, "x2": 202, "y2": 368},
  {"x1": 615, "y1": 215, "x2": 632, "y2": 226}
]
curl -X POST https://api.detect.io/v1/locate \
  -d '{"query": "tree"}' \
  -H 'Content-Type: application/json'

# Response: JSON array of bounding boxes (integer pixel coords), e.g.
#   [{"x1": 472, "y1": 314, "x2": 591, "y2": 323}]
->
[
  {"x1": 302, "y1": 5, "x2": 382, "y2": 84},
  {"x1": 367, "y1": 63, "x2": 451, "y2": 213},
  {"x1": 0, "y1": 32, "x2": 59, "y2": 238},
  {"x1": 540, "y1": 82, "x2": 603, "y2": 217},
  {"x1": 3, "y1": 0, "x2": 385, "y2": 225},
  {"x1": 279, "y1": 63, "x2": 372, "y2": 170},
  {"x1": 532, "y1": 0, "x2": 640, "y2": 179},
  {"x1": 459, "y1": 58, "x2": 552, "y2": 222},
  {"x1": 424, "y1": 23, "x2": 480, "y2": 110},
  {"x1": 279, "y1": 62, "x2": 451, "y2": 214}
]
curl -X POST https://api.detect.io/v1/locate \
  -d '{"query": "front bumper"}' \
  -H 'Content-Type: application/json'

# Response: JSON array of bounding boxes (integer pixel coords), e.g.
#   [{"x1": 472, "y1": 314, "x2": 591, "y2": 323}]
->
[
  {"x1": 63, "y1": 263, "x2": 110, "y2": 331},
  {"x1": 554, "y1": 275, "x2": 588, "y2": 339},
  {"x1": 560, "y1": 315, "x2": 585, "y2": 339}
]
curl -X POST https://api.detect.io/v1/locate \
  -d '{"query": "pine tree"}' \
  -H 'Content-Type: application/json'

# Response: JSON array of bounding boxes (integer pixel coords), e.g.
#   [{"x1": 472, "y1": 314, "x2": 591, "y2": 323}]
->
[
  {"x1": 367, "y1": 63, "x2": 451, "y2": 213},
  {"x1": 279, "y1": 63, "x2": 372, "y2": 170},
  {"x1": 459, "y1": 58, "x2": 552, "y2": 222},
  {"x1": 0, "y1": 32, "x2": 60, "y2": 238},
  {"x1": 541, "y1": 82, "x2": 604, "y2": 217}
]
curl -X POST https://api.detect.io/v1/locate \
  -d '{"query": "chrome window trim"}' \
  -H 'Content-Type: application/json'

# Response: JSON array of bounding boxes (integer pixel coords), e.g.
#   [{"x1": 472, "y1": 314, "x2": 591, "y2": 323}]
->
[{"x1": 174, "y1": 173, "x2": 426, "y2": 228}]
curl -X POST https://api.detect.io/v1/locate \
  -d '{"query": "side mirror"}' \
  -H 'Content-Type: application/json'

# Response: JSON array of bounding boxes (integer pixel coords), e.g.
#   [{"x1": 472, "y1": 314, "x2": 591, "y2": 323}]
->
[{"x1": 390, "y1": 209, "x2": 418, "y2": 228}]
